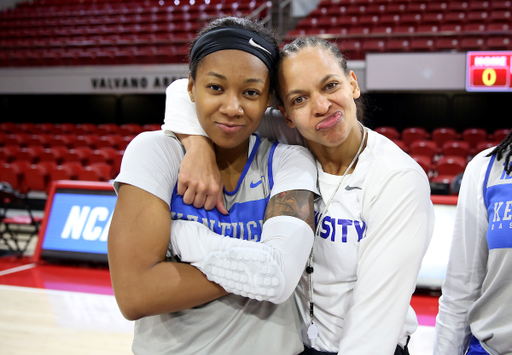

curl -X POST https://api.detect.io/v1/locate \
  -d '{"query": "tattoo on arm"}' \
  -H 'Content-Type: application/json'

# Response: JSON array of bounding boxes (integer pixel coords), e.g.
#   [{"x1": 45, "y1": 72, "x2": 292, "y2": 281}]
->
[{"x1": 264, "y1": 190, "x2": 315, "y2": 231}]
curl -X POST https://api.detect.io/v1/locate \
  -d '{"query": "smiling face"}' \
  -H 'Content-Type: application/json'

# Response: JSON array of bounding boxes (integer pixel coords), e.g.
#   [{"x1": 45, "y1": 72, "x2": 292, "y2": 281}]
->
[
  {"x1": 188, "y1": 49, "x2": 271, "y2": 151},
  {"x1": 277, "y1": 46, "x2": 361, "y2": 151}
]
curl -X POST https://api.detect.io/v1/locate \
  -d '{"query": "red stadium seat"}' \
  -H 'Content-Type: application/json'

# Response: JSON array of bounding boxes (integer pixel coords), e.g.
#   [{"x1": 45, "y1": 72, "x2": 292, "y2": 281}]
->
[
  {"x1": 39, "y1": 147, "x2": 66, "y2": 165},
  {"x1": 435, "y1": 37, "x2": 461, "y2": 51},
  {"x1": 442, "y1": 140, "x2": 470, "y2": 159},
  {"x1": 0, "y1": 122, "x2": 16, "y2": 134},
  {"x1": 0, "y1": 146, "x2": 19, "y2": 163},
  {"x1": 87, "y1": 150, "x2": 111, "y2": 165},
  {"x1": 73, "y1": 135, "x2": 99, "y2": 149},
  {"x1": 48, "y1": 165, "x2": 75, "y2": 182},
  {"x1": 3, "y1": 134, "x2": 24, "y2": 147},
  {"x1": 0, "y1": 164, "x2": 23, "y2": 191},
  {"x1": 402, "y1": 127, "x2": 429, "y2": 147},
  {"x1": 460, "y1": 37, "x2": 486, "y2": 51},
  {"x1": 118, "y1": 123, "x2": 142, "y2": 135},
  {"x1": 18, "y1": 123, "x2": 37, "y2": 134},
  {"x1": 142, "y1": 124, "x2": 162, "y2": 131},
  {"x1": 432, "y1": 128, "x2": 458, "y2": 149},
  {"x1": 24, "y1": 165, "x2": 49, "y2": 193},
  {"x1": 475, "y1": 141, "x2": 498, "y2": 154},
  {"x1": 48, "y1": 135, "x2": 74, "y2": 149},
  {"x1": 61, "y1": 162, "x2": 83, "y2": 178},
  {"x1": 409, "y1": 140, "x2": 438, "y2": 160},
  {"x1": 61, "y1": 149, "x2": 87, "y2": 165},
  {"x1": 492, "y1": 128, "x2": 511, "y2": 142},
  {"x1": 26, "y1": 134, "x2": 51, "y2": 148},
  {"x1": 411, "y1": 37, "x2": 436, "y2": 51},
  {"x1": 77, "y1": 165, "x2": 108, "y2": 182},
  {"x1": 97, "y1": 123, "x2": 120, "y2": 135},
  {"x1": 392, "y1": 139, "x2": 408, "y2": 153},
  {"x1": 375, "y1": 126, "x2": 400, "y2": 140},
  {"x1": 13, "y1": 148, "x2": 38, "y2": 164},
  {"x1": 89, "y1": 162, "x2": 112, "y2": 180},
  {"x1": 116, "y1": 136, "x2": 135, "y2": 151},
  {"x1": 411, "y1": 154, "x2": 433, "y2": 177},
  {"x1": 387, "y1": 38, "x2": 412, "y2": 52},
  {"x1": 462, "y1": 128, "x2": 488, "y2": 153},
  {"x1": 487, "y1": 36, "x2": 512, "y2": 50},
  {"x1": 73, "y1": 146, "x2": 94, "y2": 163},
  {"x1": 36, "y1": 161, "x2": 58, "y2": 173},
  {"x1": 112, "y1": 150, "x2": 124, "y2": 177},
  {"x1": 362, "y1": 39, "x2": 387, "y2": 52},
  {"x1": 436, "y1": 156, "x2": 467, "y2": 176},
  {"x1": 96, "y1": 147, "x2": 117, "y2": 162}
]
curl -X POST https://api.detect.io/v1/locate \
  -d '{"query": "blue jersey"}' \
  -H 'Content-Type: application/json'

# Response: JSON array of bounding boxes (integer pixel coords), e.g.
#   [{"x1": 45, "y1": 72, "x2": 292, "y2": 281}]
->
[
  {"x1": 483, "y1": 154, "x2": 512, "y2": 249},
  {"x1": 170, "y1": 134, "x2": 278, "y2": 242}
]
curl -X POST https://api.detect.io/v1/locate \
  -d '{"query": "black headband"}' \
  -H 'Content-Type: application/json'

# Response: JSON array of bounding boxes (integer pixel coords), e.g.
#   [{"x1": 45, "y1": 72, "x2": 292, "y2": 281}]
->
[{"x1": 190, "y1": 27, "x2": 278, "y2": 74}]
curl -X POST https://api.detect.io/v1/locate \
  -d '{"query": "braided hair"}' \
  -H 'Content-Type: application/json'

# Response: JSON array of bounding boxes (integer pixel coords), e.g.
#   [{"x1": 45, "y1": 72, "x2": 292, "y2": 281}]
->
[
  {"x1": 276, "y1": 37, "x2": 367, "y2": 124},
  {"x1": 487, "y1": 129, "x2": 512, "y2": 175}
]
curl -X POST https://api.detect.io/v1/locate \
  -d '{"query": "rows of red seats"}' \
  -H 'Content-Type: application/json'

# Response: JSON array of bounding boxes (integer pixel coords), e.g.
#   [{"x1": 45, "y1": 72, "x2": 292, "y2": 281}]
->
[
  {"x1": 286, "y1": 0, "x2": 512, "y2": 58},
  {"x1": 375, "y1": 126, "x2": 511, "y2": 187},
  {"x1": 0, "y1": 121, "x2": 162, "y2": 194},
  {"x1": 0, "y1": 0, "x2": 269, "y2": 67}
]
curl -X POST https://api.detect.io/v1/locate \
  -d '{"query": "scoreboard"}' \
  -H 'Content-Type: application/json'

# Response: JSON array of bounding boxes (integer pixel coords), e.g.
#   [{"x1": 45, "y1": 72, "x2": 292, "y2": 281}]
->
[{"x1": 466, "y1": 51, "x2": 512, "y2": 92}]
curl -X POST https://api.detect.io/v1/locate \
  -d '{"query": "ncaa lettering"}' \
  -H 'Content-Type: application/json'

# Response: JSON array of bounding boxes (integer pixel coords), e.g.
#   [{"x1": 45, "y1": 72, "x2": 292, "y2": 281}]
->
[
  {"x1": 61, "y1": 206, "x2": 113, "y2": 241},
  {"x1": 316, "y1": 213, "x2": 366, "y2": 243}
]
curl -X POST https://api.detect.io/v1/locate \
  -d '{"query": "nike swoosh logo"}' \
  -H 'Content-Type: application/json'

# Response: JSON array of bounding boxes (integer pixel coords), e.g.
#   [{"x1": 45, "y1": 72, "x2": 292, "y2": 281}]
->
[
  {"x1": 250, "y1": 180, "x2": 263, "y2": 188},
  {"x1": 345, "y1": 185, "x2": 362, "y2": 191},
  {"x1": 249, "y1": 38, "x2": 271, "y2": 54}
]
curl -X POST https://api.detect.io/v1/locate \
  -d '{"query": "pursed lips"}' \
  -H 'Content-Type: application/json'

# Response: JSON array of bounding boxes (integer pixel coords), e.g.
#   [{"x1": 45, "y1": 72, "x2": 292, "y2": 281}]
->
[{"x1": 315, "y1": 111, "x2": 342, "y2": 131}]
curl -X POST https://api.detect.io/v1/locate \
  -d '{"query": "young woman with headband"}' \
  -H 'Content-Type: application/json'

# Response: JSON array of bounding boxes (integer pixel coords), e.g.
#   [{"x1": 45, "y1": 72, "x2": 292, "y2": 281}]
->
[
  {"x1": 108, "y1": 17, "x2": 319, "y2": 355},
  {"x1": 434, "y1": 129, "x2": 512, "y2": 355},
  {"x1": 164, "y1": 37, "x2": 435, "y2": 355}
]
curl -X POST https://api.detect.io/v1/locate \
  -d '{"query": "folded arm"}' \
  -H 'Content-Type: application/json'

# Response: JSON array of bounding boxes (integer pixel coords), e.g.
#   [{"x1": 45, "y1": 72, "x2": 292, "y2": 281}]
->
[
  {"x1": 108, "y1": 183, "x2": 227, "y2": 321},
  {"x1": 171, "y1": 189, "x2": 315, "y2": 304}
]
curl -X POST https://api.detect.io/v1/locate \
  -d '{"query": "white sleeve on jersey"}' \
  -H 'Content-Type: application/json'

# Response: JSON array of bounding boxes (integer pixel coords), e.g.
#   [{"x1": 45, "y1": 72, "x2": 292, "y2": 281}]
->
[
  {"x1": 338, "y1": 167, "x2": 434, "y2": 355},
  {"x1": 434, "y1": 153, "x2": 490, "y2": 355},
  {"x1": 113, "y1": 131, "x2": 182, "y2": 205}
]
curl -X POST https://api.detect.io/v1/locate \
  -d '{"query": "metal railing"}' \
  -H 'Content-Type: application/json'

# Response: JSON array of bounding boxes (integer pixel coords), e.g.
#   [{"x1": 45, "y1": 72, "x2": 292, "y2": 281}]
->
[{"x1": 247, "y1": 1, "x2": 273, "y2": 28}]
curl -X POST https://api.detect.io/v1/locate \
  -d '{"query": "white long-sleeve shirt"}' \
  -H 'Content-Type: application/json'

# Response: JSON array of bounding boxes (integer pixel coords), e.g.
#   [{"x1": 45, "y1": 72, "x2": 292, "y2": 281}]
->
[
  {"x1": 163, "y1": 79, "x2": 435, "y2": 355},
  {"x1": 434, "y1": 147, "x2": 512, "y2": 355}
]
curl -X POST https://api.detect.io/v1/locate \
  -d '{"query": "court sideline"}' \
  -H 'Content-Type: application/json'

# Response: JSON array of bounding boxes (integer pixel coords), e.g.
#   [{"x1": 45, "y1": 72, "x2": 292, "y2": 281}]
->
[{"x1": 0, "y1": 235, "x2": 438, "y2": 355}]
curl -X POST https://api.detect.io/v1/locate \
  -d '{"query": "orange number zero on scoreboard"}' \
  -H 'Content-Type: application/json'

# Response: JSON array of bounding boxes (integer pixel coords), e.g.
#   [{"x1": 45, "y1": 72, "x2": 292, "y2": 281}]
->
[{"x1": 472, "y1": 68, "x2": 508, "y2": 87}]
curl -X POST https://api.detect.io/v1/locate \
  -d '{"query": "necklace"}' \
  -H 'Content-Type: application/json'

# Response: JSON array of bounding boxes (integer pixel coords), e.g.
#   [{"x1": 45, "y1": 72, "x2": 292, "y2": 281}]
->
[{"x1": 306, "y1": 122, "x2": 367, "y2": 348}]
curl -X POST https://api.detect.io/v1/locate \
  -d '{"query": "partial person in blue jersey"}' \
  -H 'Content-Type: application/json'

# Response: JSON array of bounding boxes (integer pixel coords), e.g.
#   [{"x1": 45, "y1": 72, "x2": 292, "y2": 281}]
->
[
  {"x1": 434, "y1": 129, "x2": 512, "y2": 355},
  {"x1": 164, "y1": 37, "x2": 434, "y2": 355},
  {"x1": 107, "y1": 17, "x2": 318, "y2": 355}
]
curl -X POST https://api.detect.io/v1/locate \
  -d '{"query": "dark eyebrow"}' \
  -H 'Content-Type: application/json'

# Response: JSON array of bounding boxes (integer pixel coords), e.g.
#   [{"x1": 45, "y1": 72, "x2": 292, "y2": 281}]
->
[
  {"x1": 206, "y1": 72, "x2": 227, "y2": 80},
  {"x1": 205, "y1": 72, "x2": 265, "y2": 84}
]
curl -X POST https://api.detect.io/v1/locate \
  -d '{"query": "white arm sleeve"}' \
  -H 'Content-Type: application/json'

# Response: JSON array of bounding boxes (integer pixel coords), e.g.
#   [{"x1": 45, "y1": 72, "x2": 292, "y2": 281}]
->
[
  {"x1": 170, "y1": 216, "x2": 313, "y2": 304},
  {"x1": 162, "y1": 78, "x2": 208, "y2": 137},
  {"x1": 434, "y1": 153, "x2": 490, "y2": 355}
]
